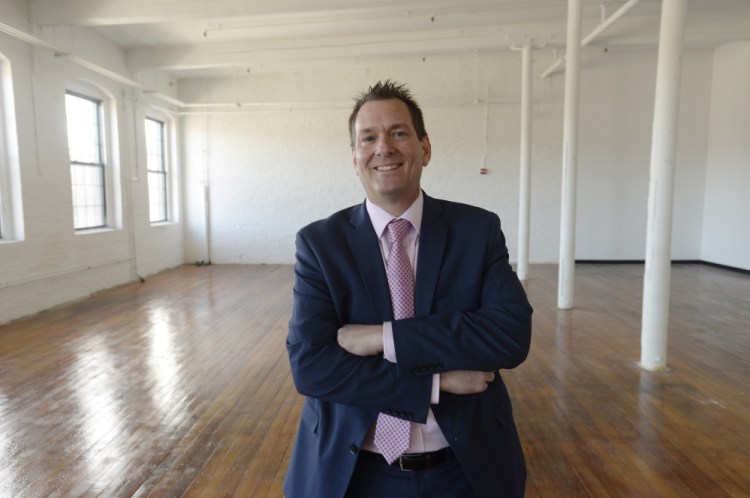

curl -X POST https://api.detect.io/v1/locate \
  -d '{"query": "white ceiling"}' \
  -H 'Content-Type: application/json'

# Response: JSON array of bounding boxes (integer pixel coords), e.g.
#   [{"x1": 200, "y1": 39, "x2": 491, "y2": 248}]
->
[{"x1": 25, "y1": 0, "x2": 750, "y2": 80}]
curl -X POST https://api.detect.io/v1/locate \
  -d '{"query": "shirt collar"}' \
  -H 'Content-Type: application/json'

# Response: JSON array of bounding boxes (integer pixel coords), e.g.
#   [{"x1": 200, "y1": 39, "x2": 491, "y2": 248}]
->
[{"x1": 365, "y1": 191, "x2": 423, "y2": 240}]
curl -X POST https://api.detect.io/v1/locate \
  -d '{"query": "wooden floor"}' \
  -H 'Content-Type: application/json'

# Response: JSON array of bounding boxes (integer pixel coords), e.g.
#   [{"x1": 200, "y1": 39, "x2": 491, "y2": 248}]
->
[{"x1": 0, "y1": 263, "x2": 748, "y2": 497}]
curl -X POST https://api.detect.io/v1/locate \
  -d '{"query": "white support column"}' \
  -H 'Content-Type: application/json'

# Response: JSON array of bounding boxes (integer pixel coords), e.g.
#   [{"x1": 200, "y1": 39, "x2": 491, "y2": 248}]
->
[
  {"x1": 641, "y1": 0, "x2": 687, "y2": 371},
  {"x1": 558, "y1": 0, "x2": 582, "y2": 309},
  {"x1": 517, "y1": 40, "x2": 533, "y2": 281}
]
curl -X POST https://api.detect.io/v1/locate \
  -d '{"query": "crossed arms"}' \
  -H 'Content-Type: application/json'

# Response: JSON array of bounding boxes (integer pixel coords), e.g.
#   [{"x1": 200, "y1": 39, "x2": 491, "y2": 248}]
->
[{"x1": 286, "y1": 211, "x2": 532, "y2": 420}]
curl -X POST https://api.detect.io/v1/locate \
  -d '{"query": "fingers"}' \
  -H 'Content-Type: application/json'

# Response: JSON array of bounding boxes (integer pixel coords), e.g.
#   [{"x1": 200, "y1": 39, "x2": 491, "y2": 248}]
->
[
  {"x1": 475, "y1": 371, "x2": 494, "y2": 391},
  {"x1": 468, "y1": 371, "x2": 494, "y2": 391},
  {"x1": 440, "y1": 370, "x2": 495, "y2": 394}
]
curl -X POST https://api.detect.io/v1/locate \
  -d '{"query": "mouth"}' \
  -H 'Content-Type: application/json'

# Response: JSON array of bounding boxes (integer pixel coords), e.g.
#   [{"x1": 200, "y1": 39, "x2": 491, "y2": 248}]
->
[{"x1": 374, "y1": 164, "x2": 401, "y2": 171}]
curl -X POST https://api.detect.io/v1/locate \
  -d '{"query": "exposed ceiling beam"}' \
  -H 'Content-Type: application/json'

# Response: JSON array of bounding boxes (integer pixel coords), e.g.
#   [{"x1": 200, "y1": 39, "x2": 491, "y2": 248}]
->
[
  {"x1": 28, "y1": 0, "x2": 569, "y2": 27},
  {"x1": 126, "y1": 25, "x2": 560, "y2": 72},
  {"x1": 28, "y1": 0, "x2": 392, "y2": 26},
  {"x1": 23, "y1": 0, "x2": 750, "y2": 81}
]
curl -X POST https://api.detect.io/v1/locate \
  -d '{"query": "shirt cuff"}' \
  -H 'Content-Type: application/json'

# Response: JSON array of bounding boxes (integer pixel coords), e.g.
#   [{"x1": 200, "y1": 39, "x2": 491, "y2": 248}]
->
[
  {"x1": 383, "y1": 321, "x2": 396, "y2": 363},
  {"x1": 431, "y1": 374, "x2": 441, "y2": 404}
]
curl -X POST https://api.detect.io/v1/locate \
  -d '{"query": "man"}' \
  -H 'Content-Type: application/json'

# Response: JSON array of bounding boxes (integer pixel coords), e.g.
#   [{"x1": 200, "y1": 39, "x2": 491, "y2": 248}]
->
[{"x1": 285, "y1": 80, "x2": 532, "y2": 498}]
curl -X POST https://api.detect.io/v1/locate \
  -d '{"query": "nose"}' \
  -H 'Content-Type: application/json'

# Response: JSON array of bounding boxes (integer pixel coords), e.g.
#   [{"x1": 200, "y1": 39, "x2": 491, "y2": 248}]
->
[{"x1": 374, "y1": 135, "x2": 396, "y2": 155}]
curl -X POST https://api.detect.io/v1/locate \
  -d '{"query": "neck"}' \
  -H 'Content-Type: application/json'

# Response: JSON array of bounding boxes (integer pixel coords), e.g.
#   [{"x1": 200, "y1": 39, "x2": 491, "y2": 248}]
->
[{"x1": 370, "y1": 190, "x2": 420, "y2": 217}]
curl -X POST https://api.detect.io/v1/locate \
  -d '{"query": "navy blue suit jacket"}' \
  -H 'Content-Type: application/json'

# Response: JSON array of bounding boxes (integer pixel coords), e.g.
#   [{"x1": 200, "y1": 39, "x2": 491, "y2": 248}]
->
[{"x1": 285, "y1": 193, "x2": 532, "y2": 498}]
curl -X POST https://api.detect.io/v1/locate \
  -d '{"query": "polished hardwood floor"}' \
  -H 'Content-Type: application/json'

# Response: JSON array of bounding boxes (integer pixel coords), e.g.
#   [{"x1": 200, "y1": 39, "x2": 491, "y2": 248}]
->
[{"x1": 0, "y1": 263, "x2": 748, "y2": 497}]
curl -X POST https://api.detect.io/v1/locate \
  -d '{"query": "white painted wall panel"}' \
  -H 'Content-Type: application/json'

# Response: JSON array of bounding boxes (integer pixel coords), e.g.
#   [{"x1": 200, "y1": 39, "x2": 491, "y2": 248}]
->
[
  {"x1": 702, "y1": 42, "x2": 750, "y2": 271},
  {"x1": 181, "y1": 48, "x2": 715, "y2": 267},
  {"x1": 576, "y1": 47, "x2": 712, "y2": 261},
  {"x1": 180, "y1": 53, "x2": 564, "y2": 265}
]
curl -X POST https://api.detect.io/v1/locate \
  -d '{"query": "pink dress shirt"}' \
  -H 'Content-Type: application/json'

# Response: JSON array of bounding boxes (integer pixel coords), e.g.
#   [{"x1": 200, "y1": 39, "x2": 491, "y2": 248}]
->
[{"x1": 359, "y1": 192, "x2": 450, "y2": 454}]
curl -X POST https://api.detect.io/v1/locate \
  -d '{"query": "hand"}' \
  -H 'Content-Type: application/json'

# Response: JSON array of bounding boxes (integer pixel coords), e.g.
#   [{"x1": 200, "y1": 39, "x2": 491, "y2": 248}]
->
[
  {"x1": 337, "y1": 324, "x2": 383, "y2": 356},
  {"x1": 440, "y1": 370, "x2": 494, "y2": 394}
]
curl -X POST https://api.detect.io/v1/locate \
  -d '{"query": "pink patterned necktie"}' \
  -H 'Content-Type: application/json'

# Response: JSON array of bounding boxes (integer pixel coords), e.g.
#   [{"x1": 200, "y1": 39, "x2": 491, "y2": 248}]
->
[{"x1": 374, "y1": 218, "x2": 414, "y2": 464}]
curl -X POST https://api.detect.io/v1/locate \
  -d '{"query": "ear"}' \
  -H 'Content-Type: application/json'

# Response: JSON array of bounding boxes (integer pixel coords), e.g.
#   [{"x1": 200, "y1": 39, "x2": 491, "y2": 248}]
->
[{"x1": 421, "y1": 135, "x2": 432, "y2": 167}]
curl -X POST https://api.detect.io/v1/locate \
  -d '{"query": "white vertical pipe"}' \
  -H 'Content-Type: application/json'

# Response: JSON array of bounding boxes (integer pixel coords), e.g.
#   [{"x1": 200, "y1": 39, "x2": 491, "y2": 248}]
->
[
  {"x1": 202, "y1": 114, "x2": 212, "y2": 264},
  {"x1": 204, "y1": 184, "x2": 212, "y2": 264},
  {"x1": 558, "y1": 0, "x2": 582, "y2": 310},
  {"x1": 641, "y1": 0, "x2": 687, "y2": 371},
  {"x1": 517, "y1": 40, "x2": 533, "y2": 281}
]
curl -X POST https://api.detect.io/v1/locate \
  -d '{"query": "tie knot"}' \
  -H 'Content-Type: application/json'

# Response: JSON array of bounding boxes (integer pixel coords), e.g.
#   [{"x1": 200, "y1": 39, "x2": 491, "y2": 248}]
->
[{"x1": 388, "y1": 218, "x2": 412, "y2": 245}]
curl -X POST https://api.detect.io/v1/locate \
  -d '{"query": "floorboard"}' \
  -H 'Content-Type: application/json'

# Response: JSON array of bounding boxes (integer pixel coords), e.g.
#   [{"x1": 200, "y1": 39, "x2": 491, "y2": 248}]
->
[{"x1": 0, "y1": 263, "x2": 748, "y2": 497}]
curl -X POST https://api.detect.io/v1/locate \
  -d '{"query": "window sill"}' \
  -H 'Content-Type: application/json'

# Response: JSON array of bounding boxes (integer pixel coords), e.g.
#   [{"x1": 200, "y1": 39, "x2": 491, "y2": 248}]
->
[
  {"x1": 0, "y1": 238, "x2": 24, "y2": 246},
  {"x1": 74, "y1": 226, "x2": 119, "y2": 236},
  {"x1": 149, "y1": 221, "x2": 178, "y2": 228}
]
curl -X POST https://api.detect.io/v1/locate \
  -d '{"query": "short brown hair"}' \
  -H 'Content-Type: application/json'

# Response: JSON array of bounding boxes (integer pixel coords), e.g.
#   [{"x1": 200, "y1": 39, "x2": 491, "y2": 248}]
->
[{"x1": 348, "y1": 80, "x2": 428, "y2": 147}]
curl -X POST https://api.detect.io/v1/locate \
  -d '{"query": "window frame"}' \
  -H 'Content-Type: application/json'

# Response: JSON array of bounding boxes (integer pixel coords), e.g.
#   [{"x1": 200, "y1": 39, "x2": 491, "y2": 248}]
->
[
  {"x1": 0, "y1": 52, "x2": 23, "y2": 243},
  {"x1": 0, "y1": 59, "x2": 8, "y2": 239},
  {"x1": 64, "y1": 82, "x2": 120, "y2": 233},
  {"x1": 145, "y1": 116, "x2": 170, "y2": 223}
]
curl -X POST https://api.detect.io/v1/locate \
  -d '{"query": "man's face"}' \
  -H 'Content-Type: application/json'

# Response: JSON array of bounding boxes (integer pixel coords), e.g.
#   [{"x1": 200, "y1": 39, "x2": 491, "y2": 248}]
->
[{"x1": 352, "y1": 99, "x2": 431, "y2": 214}]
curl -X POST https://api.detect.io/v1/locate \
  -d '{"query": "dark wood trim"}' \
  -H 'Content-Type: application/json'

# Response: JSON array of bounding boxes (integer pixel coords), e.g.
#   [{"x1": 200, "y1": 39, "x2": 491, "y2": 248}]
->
[{"x1": 575, "y1": 259, "x2": 749, "y2": 275}]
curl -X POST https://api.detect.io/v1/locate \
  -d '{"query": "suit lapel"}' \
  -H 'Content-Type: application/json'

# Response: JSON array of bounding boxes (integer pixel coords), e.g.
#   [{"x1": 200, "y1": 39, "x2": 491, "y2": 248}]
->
[
  {"x1": 415, "y1": 194, "x2": 447, "y2": 316},
  {"x1": 345, "y1": 202, "x2": 394, "y2": 320}
]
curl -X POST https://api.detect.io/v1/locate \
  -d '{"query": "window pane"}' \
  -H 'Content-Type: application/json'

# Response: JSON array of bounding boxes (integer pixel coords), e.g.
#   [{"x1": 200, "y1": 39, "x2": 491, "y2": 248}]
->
[
  {"x1": 145, "y1": 118, "x2": 165, "y2": 172},
  {"x1": 148, "y1": 171, "x2": 167, "y2": 222},
  {"x1": 65, "y1": 93, "x2": 102, "y2": 164},
  {"x1": 145, "y1": 118, "x2": 168, "y2": 222},
  {"x1": 71, "y1": 164, "x2": 105, "y2": 229}
]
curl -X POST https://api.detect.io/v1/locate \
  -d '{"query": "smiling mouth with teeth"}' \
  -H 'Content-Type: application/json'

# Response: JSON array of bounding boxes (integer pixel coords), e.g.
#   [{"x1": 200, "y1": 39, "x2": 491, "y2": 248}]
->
[{"x1": 375, "y1": 164, "x2": 400, "y2": 171}]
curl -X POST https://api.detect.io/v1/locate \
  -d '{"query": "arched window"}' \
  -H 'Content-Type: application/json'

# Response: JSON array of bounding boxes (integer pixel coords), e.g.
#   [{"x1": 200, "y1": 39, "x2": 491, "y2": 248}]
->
[
  {"x1": 145, "y1": 114, "x2": 172, "y2": 223},
  {"x1": 64, "y1": 81, "x2": 120, "y2": 231}
]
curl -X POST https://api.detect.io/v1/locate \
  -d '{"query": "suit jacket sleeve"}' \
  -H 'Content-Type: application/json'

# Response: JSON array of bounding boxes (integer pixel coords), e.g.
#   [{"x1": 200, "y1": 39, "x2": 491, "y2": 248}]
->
[
  {"x1": 286, "y1": 215, "x2": 433, "y2": 423},
  {"x1": 392, "y1": 206, "x2": 532, "y2": 377}
]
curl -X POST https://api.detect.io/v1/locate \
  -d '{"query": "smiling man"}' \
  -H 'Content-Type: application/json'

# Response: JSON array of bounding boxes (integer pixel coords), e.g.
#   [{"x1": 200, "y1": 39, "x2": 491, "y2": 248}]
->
[
  {"x1": 285, "y1": 80, "x2": 532, "y2": 498},
  {"x1": 350, "y1": 96, "x2": 431, "y2": 215}
]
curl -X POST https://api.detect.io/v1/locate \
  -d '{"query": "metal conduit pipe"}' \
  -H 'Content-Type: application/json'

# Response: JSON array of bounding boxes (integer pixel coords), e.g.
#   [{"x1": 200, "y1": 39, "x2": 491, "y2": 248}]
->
[
  {"x1": 541, "y1": 0, "x2": 643, "y2": 79},
  {"x1": 0, "y1": 21, "x2": 184, "y2": 107}
]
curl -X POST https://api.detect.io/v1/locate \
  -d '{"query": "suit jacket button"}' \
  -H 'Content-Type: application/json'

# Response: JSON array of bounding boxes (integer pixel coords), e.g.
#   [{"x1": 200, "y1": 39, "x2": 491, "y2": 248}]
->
[{"x1": 349, "y1": 444, "x2": 358, "y2": 455}]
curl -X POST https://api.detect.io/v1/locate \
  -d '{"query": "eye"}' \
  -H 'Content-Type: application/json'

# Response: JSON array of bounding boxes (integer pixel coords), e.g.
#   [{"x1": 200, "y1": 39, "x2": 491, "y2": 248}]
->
[
  {"x1": 360, "y1": 135, "x2": 374, "y2": 143},
  {"x1": 392, "y1": 130, "x2": 407, "y2": 138}
]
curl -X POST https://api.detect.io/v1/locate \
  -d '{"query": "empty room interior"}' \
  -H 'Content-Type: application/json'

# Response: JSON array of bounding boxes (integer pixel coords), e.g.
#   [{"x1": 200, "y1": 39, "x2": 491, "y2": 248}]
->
[{"x1": 0, "y1": 0, "x2": 748, "y2": 496}]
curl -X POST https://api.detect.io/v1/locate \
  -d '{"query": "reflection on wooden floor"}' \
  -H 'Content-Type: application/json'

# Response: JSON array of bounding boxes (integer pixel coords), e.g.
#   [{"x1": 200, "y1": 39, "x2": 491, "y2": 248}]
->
[{"x1": 0, "y1": 263, "x2": 748, "y2": 497}]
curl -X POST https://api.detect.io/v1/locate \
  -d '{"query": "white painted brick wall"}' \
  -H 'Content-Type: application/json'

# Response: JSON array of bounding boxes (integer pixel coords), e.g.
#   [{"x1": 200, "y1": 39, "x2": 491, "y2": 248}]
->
[
  {"x1": 178, "y1": 48, "x2": 718, "y2": 267},
  {"x1": 0, "y1": 8, "x2": 184, "y2": 325}
]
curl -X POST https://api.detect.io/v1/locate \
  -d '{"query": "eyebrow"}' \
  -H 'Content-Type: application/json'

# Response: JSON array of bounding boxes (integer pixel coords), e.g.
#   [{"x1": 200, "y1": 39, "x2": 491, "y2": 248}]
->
[{"x1": 357, "y1": 123, "x2": 410, "y2": 135}]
